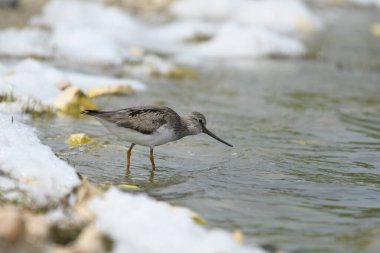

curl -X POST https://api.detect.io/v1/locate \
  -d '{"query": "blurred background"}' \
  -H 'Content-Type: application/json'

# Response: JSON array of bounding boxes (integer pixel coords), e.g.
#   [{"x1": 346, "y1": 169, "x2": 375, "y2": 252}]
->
[{"x1": 0, "y1": 0, "x2": 380, "y2": 252}]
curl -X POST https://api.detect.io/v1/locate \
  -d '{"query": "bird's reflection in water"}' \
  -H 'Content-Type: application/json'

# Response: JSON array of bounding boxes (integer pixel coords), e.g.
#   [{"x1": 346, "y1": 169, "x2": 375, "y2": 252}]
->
[
  {"x1": 124, "y1": 168, "x2": 131, "y2": 182},
  {"x1": 123, "y1": 166, "x2": 156, "y2": 185},
  {"x1": 149, "y1": 170, "x2": 155, "y2": 184}
]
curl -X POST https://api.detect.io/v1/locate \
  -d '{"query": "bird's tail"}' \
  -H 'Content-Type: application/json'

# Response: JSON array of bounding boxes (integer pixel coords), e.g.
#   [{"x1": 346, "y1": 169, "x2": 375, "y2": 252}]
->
[{"x1": 80, "y1": 110, "x2": 100, "y2": 116}]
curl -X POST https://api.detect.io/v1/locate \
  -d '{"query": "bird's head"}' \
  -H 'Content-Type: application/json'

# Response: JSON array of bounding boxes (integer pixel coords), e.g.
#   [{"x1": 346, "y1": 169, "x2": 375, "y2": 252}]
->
[{"x1": 185, "y1": 112, "x2": 233, "y2": 147}]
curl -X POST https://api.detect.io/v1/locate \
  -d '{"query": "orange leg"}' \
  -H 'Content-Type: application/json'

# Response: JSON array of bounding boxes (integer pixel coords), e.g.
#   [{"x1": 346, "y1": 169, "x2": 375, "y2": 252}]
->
[
  {"x1": 149, "y1": 147, "x2": 156, "y2": 171},
  {"x1": 126, "y1": 143, "x2": 135, "y2": 172}
]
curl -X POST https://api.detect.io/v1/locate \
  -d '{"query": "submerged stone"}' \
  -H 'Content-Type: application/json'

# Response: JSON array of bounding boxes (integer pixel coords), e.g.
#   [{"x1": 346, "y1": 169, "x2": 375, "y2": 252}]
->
[
  {"x1": 54, "y1": 86, "x2": 97, "y2": 117},
  {"x1": 65, "y1": 133, "x2": 94, "y2": 148}
]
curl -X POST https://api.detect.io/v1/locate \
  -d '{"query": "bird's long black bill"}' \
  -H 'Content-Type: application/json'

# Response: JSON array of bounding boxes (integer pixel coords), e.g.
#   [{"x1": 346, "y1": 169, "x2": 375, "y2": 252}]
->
[{"x1": 203, "y1": 127, "x2": 233, "y2": 147}]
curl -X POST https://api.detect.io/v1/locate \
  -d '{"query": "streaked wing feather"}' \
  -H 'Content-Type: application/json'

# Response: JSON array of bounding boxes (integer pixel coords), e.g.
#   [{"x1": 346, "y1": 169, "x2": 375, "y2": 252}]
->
[{"x1": 92, "y1": 106, "x2": 179, "y2": 135}]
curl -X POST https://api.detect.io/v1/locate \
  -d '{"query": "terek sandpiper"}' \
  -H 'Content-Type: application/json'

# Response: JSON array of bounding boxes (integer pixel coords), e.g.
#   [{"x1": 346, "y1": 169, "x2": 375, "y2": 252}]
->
[{"x1": 81, "y1": 105, "x2": 233, "y2": 171}]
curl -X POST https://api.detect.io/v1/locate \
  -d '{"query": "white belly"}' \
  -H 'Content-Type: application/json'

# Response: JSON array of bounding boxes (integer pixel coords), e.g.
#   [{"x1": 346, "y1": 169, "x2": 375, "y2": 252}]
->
[{"x1": 99, "y1": 119, "x2": 177, "y2": 147}]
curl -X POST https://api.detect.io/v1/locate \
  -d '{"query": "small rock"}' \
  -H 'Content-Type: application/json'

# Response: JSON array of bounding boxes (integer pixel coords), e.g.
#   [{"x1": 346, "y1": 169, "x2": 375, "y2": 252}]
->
[
  {"x1": 104, "y1": 0, "x2": 173, "y2": 16},
  {"x1": 73, "y1": 179, "x2": 103, "y2": 221},
  {"x1": 185, "y1": 33, "x2": 212, "y2": 43},
  {"x1": 73, "y1": 226, "x2": 106, "y2": 253},
  {"x1": 190, "y1": 211, "x2": 207, "y2": 225},
  {"x1": 165, "y1": 66, "x2": 197, "y2": 80},
  {"x1": 54, "y1": 86, "x2": 97, "y2": 117},
  {"x1": 56, "y1": 81, "x2": 72, "y2": 91},
  {"x1": 232, "y1": 229, "x2": 244, "y2": 243},
  {"x1": 296, "y1": 16, "x2": 316, "y2": 33},
  {"x1": 50, "y1": 222, "x2": 84, "y2": 246},
  {"x1": 0, "y1": 206, "x2": 25, "y2": 242},
  {"x1": 128, "y1": 46, "x2": 145, "y2": 58},
  {"x1": 48, "y1": 246, "x2": 75, "y2": 253},
  {"x1": 86, "y1": 84, "x2": 134, "y2": 98},
  {"x1": 24, "y1": 213, "x2": 50, "y2": 241}
]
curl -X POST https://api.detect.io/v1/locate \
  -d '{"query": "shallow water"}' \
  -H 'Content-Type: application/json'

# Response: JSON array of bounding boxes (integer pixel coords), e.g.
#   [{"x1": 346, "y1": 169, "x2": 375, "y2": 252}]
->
[{"x1": 31, "y1": 5, "x2": 380, "y2": 253}]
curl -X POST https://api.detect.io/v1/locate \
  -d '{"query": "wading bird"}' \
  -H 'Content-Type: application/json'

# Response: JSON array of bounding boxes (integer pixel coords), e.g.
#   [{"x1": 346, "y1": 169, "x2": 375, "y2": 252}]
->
[{"x1": 81, "y1": 105, "x2": 233, "y2": 171}]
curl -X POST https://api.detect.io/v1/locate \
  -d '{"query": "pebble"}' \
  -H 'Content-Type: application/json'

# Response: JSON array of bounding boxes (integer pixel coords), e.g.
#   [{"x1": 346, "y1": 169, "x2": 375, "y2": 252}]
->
[{"x1": 0, "y1": 206, "x2": 25, "y2": 242}]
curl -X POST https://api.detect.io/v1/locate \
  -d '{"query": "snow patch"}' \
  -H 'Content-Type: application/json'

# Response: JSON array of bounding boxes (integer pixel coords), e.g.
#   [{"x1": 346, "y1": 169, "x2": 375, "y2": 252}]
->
[
  {"x1": 0, "y1": 0, "x2": 319, "y2": 64},
  {"x1": 0, "y1": 28, "x2": 50, "y2": 58},
  {"x1": 180, "y1": 23, "x2": 305, "y2": 60},
  {"x1": 0, "y1": 112, "x2": 80, "y2": 205},
  {"x1": 170, "y1": 0, "x2": 321, "y2": 34},
  {"x1": 90, "y1": 188, "x2": 266, "y2": 253},
  {"x1": 31, "y1": 0, "x2": 140, "y2": 65}
]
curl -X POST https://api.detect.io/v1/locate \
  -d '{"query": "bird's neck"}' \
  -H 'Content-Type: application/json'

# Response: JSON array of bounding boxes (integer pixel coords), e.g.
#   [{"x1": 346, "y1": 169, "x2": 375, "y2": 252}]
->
[{"x1": 180, "y1": 116, "x2": 198, "y2": 137}]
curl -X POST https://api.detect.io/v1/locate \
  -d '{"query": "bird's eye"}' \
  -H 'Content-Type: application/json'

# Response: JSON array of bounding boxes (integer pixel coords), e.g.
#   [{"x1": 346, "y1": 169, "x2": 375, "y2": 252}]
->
[{"x1": 198, "y1": 119, "x2": 202, "y2": 124}]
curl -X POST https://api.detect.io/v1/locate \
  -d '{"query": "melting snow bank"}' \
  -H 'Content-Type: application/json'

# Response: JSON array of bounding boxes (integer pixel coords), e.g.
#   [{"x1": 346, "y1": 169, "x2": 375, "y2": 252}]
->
[
  {"x1": 0, "y1": 28, "x2": 50, "y2": 58},
  {"x1": 90, "y1": 188, "x2": 265, "y2": 253},
  {"x1": 170, "y1": 0, "x2": 320, "y2": 34},
  {"x1": 0, "y1": 59, "x2": 146, "y2": 104},
  {"x1": 0, "y1": 112, "x2": 80, "y2": 205},
  {"x1": 0, "y1": 59, "x2": 146, "y2": 114},
  {"x1": 0, "y1": 115, "x2": 267, "y2": 253},
  {"x1": 0, "y1": 0, "x2": 321, "y2": 64}
]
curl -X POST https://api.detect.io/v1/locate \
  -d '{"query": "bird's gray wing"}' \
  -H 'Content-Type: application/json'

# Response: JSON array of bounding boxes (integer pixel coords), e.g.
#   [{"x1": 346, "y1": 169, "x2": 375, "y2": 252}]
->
[{"x1": 87, "y1": 106, "x2": 179, "y2": 135}]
